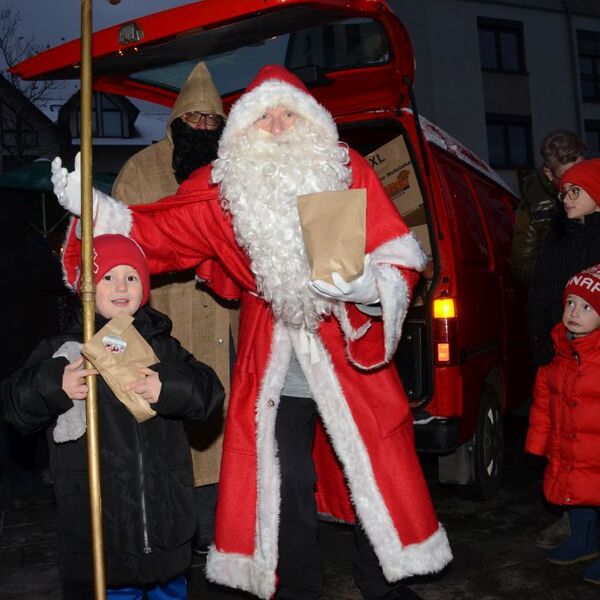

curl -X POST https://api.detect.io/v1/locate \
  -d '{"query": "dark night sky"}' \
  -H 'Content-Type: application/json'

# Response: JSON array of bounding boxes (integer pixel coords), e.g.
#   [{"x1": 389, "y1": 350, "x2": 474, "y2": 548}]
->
[{"x1": 4, "y1": 1, "x2": 190, "y2": 48}]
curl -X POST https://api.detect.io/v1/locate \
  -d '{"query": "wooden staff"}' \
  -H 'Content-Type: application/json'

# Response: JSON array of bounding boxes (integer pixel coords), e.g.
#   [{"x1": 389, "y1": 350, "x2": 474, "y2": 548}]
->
[{"x1": 79, "y1": 1, "x2": 106, "y2": 597}]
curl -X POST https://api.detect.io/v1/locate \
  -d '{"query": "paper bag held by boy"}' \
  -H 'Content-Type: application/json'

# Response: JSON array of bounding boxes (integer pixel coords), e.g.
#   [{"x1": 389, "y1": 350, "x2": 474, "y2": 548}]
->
[{"x1": 81, "y1": 310, "x2": 158, "y2": 422}]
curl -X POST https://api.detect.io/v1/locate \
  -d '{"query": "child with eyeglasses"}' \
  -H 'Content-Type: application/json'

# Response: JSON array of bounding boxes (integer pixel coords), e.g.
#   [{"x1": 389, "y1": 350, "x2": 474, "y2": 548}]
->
[{"x1": 528, "y1": 158, "x2": 600, "y2": 369}]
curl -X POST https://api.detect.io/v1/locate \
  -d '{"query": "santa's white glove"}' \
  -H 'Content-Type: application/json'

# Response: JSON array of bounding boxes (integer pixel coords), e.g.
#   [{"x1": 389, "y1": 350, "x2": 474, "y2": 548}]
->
[
  {"x1": 310, "y1": 254, "x2": 379, "y2": 306},
  {"x1": 51, "y1": 152, "x2": 98, "y2": 217},
  {"x1": 51, "y1": 152, "x2": 132, "y2": 237}
]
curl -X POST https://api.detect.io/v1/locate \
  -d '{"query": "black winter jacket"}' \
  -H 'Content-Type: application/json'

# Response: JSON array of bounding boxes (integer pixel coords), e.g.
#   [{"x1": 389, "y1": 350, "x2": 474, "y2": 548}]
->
[
  {"x1": 527, "y1": 212, "x2": 600, "y2": 366},
  {"x1": 511, "y1": 170, "x2": 565, "y2": 286},
  {"x1": 0, "y1": 305, "x2": 224, "y2": 587}
]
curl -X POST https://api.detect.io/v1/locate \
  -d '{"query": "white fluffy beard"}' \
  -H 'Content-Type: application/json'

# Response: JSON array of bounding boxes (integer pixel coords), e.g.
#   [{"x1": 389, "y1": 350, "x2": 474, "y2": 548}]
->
[{"x1": 212, "y1": 119, "x2": 352, "y2": 331}]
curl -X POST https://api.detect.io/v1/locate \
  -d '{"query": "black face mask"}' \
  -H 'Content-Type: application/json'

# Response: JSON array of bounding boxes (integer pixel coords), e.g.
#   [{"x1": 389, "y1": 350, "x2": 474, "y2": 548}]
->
[{"x1": 171, "y1": 117, "x2": 224, "y2": 184}]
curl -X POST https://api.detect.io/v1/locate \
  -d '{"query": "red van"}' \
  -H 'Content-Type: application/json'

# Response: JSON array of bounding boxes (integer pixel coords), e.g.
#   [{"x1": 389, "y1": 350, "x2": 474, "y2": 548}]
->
[{"x1": 14, "y1": 0, "x2": 530, "y2": 499}]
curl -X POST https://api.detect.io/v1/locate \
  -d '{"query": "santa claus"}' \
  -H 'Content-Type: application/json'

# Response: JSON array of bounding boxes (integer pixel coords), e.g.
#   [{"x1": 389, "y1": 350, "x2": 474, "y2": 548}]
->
[{"x1": 52, "y1": 65, "x2": 452, "y2": 600}]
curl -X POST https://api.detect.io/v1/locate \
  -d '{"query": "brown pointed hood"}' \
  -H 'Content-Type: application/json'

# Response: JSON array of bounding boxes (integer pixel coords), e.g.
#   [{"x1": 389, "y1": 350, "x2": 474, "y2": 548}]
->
[{"x1": 167, "y1": 62, "x2": 225, "y2": 142}]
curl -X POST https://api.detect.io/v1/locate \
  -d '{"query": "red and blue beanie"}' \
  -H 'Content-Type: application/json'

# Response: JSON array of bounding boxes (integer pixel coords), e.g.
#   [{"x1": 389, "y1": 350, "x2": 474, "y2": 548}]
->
[
  {"x1": 70, "y1": 234, "x2": 150, "y2": 306},
  {"x1": 563, "y1": 264, "x2": 600, "y2": 314}
]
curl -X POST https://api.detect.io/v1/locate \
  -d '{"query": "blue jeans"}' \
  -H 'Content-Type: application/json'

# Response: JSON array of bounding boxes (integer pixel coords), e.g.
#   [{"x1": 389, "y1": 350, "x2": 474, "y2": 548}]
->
[{"x1": 107, "y1": 575, "x2": 187, "y2": 600}]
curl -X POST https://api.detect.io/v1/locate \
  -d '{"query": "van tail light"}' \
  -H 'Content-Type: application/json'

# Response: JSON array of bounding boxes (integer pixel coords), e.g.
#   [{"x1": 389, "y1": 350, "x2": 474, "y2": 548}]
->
[{"x1": 432, "y1": 297, "x2": 457, "y2": 366}]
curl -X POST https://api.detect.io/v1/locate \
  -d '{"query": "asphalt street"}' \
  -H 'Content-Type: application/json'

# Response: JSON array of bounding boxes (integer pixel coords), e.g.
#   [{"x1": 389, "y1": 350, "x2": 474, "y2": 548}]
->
[{"x1": 1, "y1": 413, "x2": 598, "y2": 599}]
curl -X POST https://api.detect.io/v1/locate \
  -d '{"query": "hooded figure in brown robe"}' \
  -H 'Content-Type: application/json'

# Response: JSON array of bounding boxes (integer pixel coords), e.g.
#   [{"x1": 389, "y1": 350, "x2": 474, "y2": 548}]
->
[{"x1": 111, "y1": 62, "x2": 238, "y2": 551}]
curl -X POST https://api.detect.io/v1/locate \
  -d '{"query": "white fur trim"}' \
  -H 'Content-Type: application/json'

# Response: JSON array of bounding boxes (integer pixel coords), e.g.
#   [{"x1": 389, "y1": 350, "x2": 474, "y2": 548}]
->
[
  {"x1": 378, "y1": 264, "x2": 410, "y2": 363},
  {"x1": 371, "y1": 233, "x2": 426, "y2": 362},
  {"x1": 334, "y1": 302, "x2": 372, "y2": 343},
  {"x1": 371, "y1": 233, "x2": 427, "y2": 272},
  {"x1": 381, "y1": 524, "x2": 453, "y2": 580},
  {"x1": 52, "y1": 342, "x2": 86, "y2": 443},
  {"x1": 92, "y1": 190, "x2": 133, "y2": 236},
  {"x1": 206, "y1": 321, "x2": 292, "y2": 599},
  {"x1": 296, "y1": 328, "x2": 451, "y2": 578},
  {"x1": 221, "y1": 80, "x2": 338, "y2": 146},
  {"x1": 207, "y1": 323, "x2": 452, "y2": 595},
  {"x1": 292, "y1": 330, "x2": 416, "y2": 578},
  {"x1": 71, "y1": 192, "x2": 132, "y2": 239},
  {"x1": 337, "y1": 233, "x2": 426, "y2": 369},
  {"x1": 206, "y1": 546, "x2": 276, "y2": 600},
  {"x1": 61, "y1": 193, "x2": 133, "y2": 291}
]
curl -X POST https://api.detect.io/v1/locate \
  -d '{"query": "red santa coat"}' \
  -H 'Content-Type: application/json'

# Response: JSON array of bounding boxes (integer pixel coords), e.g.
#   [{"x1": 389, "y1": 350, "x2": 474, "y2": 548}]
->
[
  {"x1": 526, "y1": 322, "x2": 600, "y2": 508},
  {"x1": 74, "y1": 149, "x2": 448, "y2": 598},
  {"x1": 62, "y1": 150, "x2": 452, "y2": 597}
]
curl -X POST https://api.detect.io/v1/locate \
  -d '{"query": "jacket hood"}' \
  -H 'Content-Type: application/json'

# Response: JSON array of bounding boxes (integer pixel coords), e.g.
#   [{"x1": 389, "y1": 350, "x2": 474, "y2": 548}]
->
[{"x1": 167, "y1": 62, "x2": 225, "y2": 142}]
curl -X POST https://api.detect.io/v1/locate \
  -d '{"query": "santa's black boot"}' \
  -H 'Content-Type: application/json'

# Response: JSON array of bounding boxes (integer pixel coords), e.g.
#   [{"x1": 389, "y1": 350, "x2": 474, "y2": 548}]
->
[{"x1": 370, "y1": 584, "x2": 423, "y2": 599}]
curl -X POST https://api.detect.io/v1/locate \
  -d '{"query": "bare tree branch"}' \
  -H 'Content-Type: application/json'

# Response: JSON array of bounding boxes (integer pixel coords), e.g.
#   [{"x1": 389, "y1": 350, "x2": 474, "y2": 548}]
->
[
  {"x1": 0, "y1": 6, "x2": 63, "y2": 104},
  {"x1": 0, "y1": 5, "x2": 65, "y2": 165}
]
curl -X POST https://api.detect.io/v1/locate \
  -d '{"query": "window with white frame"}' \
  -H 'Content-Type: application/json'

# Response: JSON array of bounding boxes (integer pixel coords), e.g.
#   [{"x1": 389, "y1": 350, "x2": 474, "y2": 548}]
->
[{"x1": 73, "y1": 92, "x2": 129, "y2": 138}]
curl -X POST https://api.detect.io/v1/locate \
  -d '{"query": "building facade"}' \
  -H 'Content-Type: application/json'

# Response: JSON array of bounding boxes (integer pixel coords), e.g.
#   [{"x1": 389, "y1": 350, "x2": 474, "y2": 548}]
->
[{"x1": 389, "y1": 0, "x2": 600, "y2": 192}]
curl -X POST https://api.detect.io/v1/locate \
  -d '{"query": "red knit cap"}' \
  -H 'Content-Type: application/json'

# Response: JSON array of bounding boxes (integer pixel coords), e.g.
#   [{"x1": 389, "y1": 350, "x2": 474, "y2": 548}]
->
[
  {"x1": 563, "y1": 264, "x2": 600, "y2": 314},
  {"x1": 76, "y1": 234, "x2": 150, "y2": 306},
  {"x1": 559, "y1": 159, "x2": 600, "y2": 206}
]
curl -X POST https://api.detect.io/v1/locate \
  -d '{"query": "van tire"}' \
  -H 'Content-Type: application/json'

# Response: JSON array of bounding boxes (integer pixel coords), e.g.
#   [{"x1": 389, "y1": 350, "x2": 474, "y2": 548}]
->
[{"x1": 459, "y1": 384, "x2": 504, "y2": 500}]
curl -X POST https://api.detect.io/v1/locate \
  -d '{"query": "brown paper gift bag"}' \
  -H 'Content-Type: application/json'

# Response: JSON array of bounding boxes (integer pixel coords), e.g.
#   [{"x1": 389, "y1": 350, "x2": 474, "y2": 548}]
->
[
  {"x1": 81, "y1": 311, "x2": 158, "y2": 422},
  {"x1": 297, "y1": 189, "x2": 366, "y2": 284}
]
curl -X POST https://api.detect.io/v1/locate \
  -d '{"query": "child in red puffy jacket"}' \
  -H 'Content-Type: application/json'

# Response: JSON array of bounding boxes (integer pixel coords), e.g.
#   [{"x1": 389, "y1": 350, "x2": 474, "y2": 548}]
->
[{"x1": 526, "y1": 263, "x2": 600, "y2": 586}]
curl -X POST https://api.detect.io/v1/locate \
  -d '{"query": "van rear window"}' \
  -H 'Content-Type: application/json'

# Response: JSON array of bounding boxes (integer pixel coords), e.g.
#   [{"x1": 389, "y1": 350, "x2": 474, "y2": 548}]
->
[{"x1": 129, "y1": 16, "x2": 390, "y2": 96}]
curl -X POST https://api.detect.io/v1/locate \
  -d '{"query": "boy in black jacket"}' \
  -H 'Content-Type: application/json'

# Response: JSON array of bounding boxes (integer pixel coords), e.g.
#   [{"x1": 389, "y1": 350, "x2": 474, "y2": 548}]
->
[{"x1": 1, "y1": 234, "x2": 224, "y2": 599}]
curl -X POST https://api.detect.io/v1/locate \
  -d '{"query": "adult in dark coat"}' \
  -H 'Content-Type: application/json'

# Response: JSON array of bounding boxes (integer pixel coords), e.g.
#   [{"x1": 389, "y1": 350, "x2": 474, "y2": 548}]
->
[
  {"x1": 511, "y1": 130, "x2": 586, "y2": 285},
  {"x1": 528, "y1": 159, "x2": 600, "y2": 367},
  {"x1": 0, "y1": 200, "x2": 65, "y2": 506}
]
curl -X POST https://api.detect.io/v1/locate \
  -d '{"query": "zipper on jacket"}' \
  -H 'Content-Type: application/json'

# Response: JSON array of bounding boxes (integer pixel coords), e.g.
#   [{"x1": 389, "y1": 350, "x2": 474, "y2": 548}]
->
[{"x1": 134, "y1": 426, "x2": 152, "y2": 554}]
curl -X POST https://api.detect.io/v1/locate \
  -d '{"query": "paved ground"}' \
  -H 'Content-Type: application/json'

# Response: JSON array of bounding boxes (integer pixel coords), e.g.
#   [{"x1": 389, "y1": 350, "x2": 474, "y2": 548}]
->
[{"x1": 1, "y1": 414, "x2": 598, "y2": 599}]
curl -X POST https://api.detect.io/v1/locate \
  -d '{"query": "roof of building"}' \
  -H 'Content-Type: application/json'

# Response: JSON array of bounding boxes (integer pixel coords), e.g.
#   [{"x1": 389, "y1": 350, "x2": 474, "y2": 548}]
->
[{"x1": 36, "y1": 82, "x2": 170, "y2": 146}]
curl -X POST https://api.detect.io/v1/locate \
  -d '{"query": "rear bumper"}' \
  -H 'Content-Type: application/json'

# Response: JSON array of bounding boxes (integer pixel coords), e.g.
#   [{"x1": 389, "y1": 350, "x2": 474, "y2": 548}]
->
[{"x1": 413, "y1": 416, "x2": 461, "y2": 453}]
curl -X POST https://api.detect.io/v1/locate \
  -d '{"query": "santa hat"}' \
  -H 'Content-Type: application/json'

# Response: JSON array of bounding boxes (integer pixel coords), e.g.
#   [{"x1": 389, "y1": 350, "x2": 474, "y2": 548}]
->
[
  {"x1": 66, "y1": 234, "x2": 150, "y2": 306},
  {"x1": 559, "y1": 159, "x2": 600, "y2": 206},
  {"x1": 219, "y1": 64, "x2": 338, "y2": 146},
  {"x1": 563, "y1": 264, "x2": 600, "y2": 314}
]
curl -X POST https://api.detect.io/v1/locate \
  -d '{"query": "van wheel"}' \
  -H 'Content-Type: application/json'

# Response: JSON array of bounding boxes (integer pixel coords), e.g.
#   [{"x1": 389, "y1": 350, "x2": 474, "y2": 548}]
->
[{"x1": 459, "y1": 385, "x2": 504, "y2": 500}]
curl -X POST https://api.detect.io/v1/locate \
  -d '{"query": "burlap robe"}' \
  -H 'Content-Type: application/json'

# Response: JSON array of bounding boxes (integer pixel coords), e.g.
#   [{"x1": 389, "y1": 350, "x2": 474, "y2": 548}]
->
[{"x1": 112, "y1": 64, "x2": 237, "y2": 484}]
